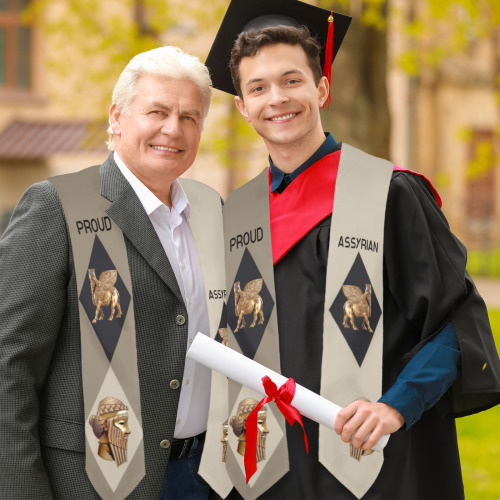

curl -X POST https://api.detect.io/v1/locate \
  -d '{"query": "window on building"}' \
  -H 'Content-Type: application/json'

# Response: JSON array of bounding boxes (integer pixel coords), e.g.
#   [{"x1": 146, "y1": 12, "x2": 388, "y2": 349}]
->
[
  {"x1": 465, "y1": 129, "x2": 498, "y2": 254},
  {"x1": 0, "y1": 0, "x2": 31, "y2": 91},
  {"x1": 465, "y1": 130, "x2": 497, "y2": 222}
]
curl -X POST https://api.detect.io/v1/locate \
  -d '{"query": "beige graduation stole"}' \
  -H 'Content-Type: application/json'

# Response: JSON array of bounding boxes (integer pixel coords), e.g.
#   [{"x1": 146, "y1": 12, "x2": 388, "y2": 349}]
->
[
  {"x1": 50, "y1": 166, "x2": 145, "y2": 500},
  {"x1": 319, "y1": 144, "x2": 393, "y2": 498},
  {"x1": 179, "y1": 178, "x2": 230, "y2": 498},
  {"x1": 50, "y1": 169, "x2": 226, "y2": 500},
  {"x1": 200, "y1": 171, "x2": 289, "y2": 500},
  {"x1": 202, "y1": 144, "x2": 393, "y2": 499}
]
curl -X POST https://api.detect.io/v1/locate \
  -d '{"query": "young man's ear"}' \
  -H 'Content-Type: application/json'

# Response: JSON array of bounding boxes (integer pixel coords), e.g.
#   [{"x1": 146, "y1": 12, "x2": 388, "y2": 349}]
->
[
  {"x1": 317, "y1": 76, "x2": 329, "y2": 108},
  {"x1": 109, "y1": 103, "x2": 122, "y2": 136},
  {"x1": 235, "y1": 96, "x2": 251, "y2": 123}
]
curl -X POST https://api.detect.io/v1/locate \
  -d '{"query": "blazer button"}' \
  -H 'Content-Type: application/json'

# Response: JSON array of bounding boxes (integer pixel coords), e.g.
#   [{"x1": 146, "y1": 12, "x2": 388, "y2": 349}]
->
[
  {"x1": 170, "y1": 379, "x2": 180, "y2": 390},
  {"x1": 176, "y1": 315, "x2": 186, "y2": 326},
  {"x1": 160, "y1": 439, "x2": 171, "y2": 449}
]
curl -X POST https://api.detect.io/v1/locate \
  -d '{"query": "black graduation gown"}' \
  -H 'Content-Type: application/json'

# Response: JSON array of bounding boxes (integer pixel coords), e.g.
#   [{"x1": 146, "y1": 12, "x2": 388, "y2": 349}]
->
[{"x1": 228, "y1": 170, "x2": 500, "y2": 500}]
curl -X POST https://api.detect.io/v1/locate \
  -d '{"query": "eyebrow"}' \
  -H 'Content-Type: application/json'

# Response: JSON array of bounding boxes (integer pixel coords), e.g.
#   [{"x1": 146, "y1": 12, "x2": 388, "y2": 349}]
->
[
  {"x1": 182, "y1": 106, "x2": 202, "y2": 117},
  {"x1": 146, "y1": 102, "x2": 202, "y2": 117},
  {"x1": 244, "y1": 69, "x2": 306, "y2": 88}
]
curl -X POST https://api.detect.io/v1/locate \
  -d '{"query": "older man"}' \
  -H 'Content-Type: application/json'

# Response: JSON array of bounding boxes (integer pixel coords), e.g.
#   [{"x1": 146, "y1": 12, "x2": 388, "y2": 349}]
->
[{"x1": 0, "y1": 46, "x2": 225, "y2": 499}]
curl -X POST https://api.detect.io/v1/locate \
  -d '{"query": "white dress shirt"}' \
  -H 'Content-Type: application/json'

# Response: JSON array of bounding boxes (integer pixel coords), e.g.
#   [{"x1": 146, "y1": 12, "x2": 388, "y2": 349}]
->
[{"x1": 114, "y1": 151, "x2": 211, "y2": 438}]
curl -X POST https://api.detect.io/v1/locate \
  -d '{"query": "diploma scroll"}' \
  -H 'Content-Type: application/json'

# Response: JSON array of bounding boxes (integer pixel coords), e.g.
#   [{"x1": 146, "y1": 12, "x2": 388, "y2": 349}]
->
[{"x1": 188, "y1": 333, "x2": 389, "y2": 452}]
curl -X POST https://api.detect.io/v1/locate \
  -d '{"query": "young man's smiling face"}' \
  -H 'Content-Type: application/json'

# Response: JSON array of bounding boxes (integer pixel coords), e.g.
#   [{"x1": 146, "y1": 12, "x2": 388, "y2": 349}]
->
[
  {"x1": 235, "y1": 43, "x2": 328, "y2": 158},
  {"x1": 110, "y1": 73, "x2": 204, "y2": 192}
]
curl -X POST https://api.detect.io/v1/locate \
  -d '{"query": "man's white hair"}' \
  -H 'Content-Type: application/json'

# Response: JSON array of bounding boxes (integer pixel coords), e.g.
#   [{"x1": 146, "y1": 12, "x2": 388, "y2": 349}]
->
[{"x1": 106, "y1": 46, "x2": 212, "y2": 151}]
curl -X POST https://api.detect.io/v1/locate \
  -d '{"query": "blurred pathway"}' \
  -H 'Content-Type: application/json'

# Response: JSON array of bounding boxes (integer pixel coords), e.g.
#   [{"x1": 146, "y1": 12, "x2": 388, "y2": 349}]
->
[{"x1": 473, "y1": 277, "x2": 500, "y2": 309}]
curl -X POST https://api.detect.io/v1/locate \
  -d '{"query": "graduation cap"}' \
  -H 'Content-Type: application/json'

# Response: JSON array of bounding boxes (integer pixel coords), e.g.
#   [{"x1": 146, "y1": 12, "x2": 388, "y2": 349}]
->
[{"x1": 206, "y1": 0, "x2": 352, "y2": 102}]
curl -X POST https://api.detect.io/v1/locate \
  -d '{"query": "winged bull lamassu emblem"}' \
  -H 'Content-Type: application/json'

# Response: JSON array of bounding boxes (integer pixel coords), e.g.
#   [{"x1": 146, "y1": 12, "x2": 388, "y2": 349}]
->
[
  {"x1": 233, "y1": 279, "x2": 264, "y2": 333},
  {"x1": 342, "y1": 284, "x2": 373, "y2": 333},
  {"x1": 88, "y1": 269, "x2": 123, "y2": 324}
]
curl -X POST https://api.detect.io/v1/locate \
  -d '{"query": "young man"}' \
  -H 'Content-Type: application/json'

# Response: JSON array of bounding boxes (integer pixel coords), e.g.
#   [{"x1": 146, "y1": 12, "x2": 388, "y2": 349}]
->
[
  {"x1": 0, "y1": 46, "x2": 225, "y2": 499},
  {"x1": 200, "y1": 0, "x2": 500, "y2": 498}
]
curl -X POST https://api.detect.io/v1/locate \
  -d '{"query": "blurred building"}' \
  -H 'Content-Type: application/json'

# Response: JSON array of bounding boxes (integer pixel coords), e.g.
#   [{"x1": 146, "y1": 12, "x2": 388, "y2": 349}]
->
[
  {"x1": 1, "y1": 0, "x2": 499, "y2": 256},
  {"x1": 0, "y1": 0, "x2": 110, "y2": 230},
  {"x1": 388, "y1": 0, "x2": 500, "y2": 251},
  {"x1": 0, "y1": 0, "x2": 255, "y2": 233}
]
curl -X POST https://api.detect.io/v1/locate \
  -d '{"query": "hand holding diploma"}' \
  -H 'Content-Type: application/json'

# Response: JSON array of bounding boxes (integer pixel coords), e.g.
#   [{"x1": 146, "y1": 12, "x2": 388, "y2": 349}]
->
[
  {"x1": 335, "y1": 399, "x2": 404, "y2": 453},
  {"x1": 187, "y1": 333, "x2": 390, "y2": 454}
]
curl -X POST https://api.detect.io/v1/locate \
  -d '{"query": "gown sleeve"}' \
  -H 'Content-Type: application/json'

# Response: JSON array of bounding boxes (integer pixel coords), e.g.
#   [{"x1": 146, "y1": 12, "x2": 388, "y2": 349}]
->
[
  {"x1": 383, "y1": 171, "x2": 500, "y2": 418},
  {"x1": 379, "y1": 321, "x2": 461, "y2": 428}
]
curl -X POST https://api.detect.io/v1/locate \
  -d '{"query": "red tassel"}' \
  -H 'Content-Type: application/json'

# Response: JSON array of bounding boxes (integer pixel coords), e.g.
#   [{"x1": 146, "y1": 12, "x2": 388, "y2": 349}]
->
[{"x1": 322, "y1": 12, "x2": 334, "y2": 110}]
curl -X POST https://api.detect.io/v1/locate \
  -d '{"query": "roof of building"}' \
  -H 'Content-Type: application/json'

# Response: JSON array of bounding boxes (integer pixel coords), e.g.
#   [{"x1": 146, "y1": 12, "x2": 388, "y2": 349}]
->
[{"x1": 0, "y1": 120, "x2": 108, "y2": 160}]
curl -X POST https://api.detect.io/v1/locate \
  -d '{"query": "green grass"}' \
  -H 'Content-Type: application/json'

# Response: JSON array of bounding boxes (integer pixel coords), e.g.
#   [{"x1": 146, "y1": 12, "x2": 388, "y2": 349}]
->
[
  {"x1": 456, "y1": 309, "x2": 500, "y2": 499},
  {"x1": 466, "y1": 250, "x2": 500, "y2": 277}
]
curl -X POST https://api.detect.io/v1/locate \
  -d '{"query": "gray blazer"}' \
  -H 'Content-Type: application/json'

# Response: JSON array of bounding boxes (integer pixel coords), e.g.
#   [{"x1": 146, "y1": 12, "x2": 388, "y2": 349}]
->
[{"x1": 0, "y1": 156, "x2": 201, "y2": 499}]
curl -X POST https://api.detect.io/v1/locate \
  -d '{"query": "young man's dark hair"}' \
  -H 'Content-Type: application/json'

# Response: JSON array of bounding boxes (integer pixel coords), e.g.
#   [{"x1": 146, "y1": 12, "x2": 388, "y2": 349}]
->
[{"x1": 230, "y1": 25, "x2": 323, "y2": 98}]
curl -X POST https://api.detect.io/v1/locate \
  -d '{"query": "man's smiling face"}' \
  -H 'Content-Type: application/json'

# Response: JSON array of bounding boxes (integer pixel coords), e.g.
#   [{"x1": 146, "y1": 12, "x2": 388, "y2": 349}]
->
[
  {"x1": 235, "y1": 43, "x2": 327, "y2": 153},
  {"x1": 110, "y1": 73, "x2": 204, "y2": 188}
]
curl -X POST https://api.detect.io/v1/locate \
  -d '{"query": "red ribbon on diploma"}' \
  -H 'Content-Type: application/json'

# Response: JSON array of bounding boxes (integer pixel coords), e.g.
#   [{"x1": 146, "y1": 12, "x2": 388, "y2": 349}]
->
[{"x1": 244, "y1": 376, "x2": 309, "y2": 483}]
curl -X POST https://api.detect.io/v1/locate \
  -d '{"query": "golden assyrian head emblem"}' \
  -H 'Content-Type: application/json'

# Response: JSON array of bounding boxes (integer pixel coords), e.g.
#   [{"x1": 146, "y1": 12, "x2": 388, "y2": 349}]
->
[
  {"x1": 233, "y1": 279, "x2": 264, "y2": 333},
  {"x1": 88, "y1": 269, "x2": 123, "y2": 324},
  {"x1": 342, "y1": 284, "x2": 373, "y2": 333},
  {"x1": 227, "y1": 397, "x2": 269, "y2": 463},
  {"x1": 89, "y1": 397, "x2": 131, "y2": 467}
]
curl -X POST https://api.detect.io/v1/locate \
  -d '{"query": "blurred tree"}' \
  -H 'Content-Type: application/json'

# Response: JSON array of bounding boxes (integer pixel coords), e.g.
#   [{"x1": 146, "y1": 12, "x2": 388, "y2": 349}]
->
[
  {"x1": 24, "y1": 0, "x2": 499, "y2": 191},
  {"x1": 396, "y1": 0, "x2": 500, "y2": 178},
  {"x1": 318, "y1": 0, "x2": 391, "y2": 159},
  {"x1": 398, "y1": 1, "x2": 500, "y2": 77},
  {"x1": 23, "y1": 0, "x2": 219, "y2": 114},
  {"x1": 319, "y1": 0, "x2": 500, "y2": 169},
  {"x1": 23, "y1": 0, "x2": 258, "y2": 193}
]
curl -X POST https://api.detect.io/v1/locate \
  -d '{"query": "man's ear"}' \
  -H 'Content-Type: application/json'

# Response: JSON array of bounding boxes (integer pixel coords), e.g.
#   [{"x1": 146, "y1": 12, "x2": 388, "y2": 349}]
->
[
  {"x1": 235, "y1": 96, "x2": 251, "y2": 123},
  {"x1": 317, "y1": 76, "x2": 329, "y2": 108},
  {"x1": 109, "y1": 104, "x2": 122, "y2": 136}
]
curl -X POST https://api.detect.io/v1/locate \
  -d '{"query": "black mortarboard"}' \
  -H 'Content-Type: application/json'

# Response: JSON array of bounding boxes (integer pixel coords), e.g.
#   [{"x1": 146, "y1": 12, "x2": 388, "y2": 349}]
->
[{"x1": 206, "y1": 0, "x2": 352, "y2": 97}]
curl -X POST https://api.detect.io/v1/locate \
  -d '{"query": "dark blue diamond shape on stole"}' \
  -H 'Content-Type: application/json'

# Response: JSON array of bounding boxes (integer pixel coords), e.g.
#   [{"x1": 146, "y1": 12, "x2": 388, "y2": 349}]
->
[
  {"x1": 227, "y1": 248, "x2": 274, "y2": 360},
  {"x1": 79, "y1": 235, "x2": 131, "y2": 362},
  {"x1": 329, "y1": 253, "x2": 381, "y2": 367},
  {"x1": 214, "y1": 302, "x2": 228, "y2": 345}
]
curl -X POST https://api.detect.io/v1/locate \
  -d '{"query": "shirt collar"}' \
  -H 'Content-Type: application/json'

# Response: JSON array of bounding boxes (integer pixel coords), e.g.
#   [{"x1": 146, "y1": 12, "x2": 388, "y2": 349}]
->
[
  {"x1": 113, "y1": 151, "x2": 190, "y2": 218},
  {"x1": 270, "y1": 132, "x2": 337, "y2": 193}
]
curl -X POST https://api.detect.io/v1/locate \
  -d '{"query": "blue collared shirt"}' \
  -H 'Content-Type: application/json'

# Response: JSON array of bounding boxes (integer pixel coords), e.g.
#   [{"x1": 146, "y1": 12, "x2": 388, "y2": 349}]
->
[
  {"x1": 269, "y1": 133, "x2": 462, "y2": 428},
  {"x1": 270, "y1": 133, "x2": 338, "y2": 193}
]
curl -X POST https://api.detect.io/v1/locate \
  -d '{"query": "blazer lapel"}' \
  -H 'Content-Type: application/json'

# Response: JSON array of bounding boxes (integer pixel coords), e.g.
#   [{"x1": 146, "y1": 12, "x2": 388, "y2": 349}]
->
[{"x1": 99, "y1": 155, "x2": 184, "y2": 304}]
